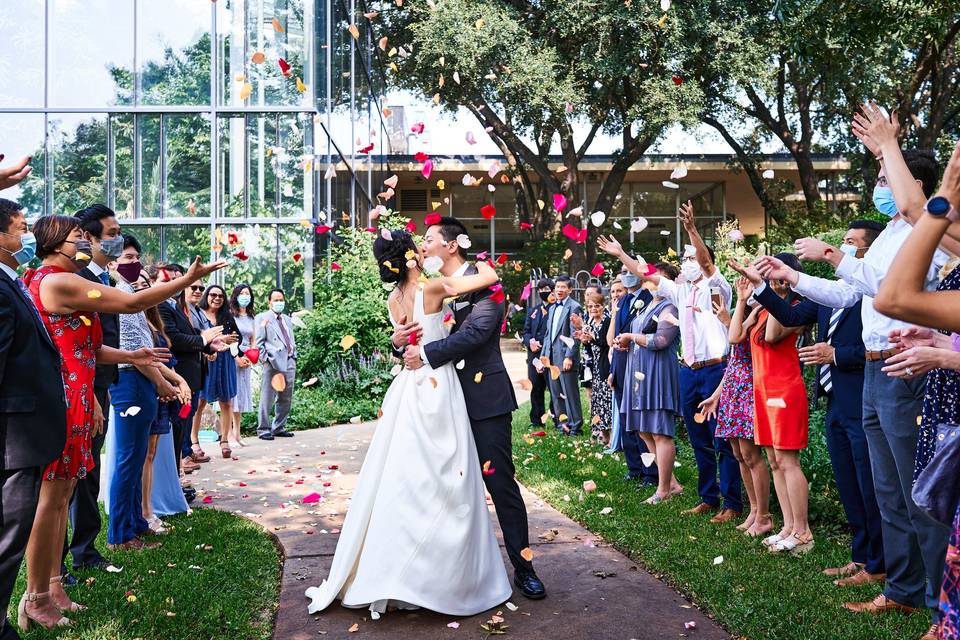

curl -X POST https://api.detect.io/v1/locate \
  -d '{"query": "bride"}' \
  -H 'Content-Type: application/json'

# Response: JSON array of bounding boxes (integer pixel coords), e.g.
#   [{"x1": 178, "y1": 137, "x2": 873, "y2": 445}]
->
[{"x1": 305, "y1": 228, "x2": 512, "y2": 617}]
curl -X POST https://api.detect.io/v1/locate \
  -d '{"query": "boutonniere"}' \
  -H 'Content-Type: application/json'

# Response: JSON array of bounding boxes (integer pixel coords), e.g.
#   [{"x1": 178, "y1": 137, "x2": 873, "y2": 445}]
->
[{"x1": 633, "y1": 298, "x2": 646, "y2": 311}]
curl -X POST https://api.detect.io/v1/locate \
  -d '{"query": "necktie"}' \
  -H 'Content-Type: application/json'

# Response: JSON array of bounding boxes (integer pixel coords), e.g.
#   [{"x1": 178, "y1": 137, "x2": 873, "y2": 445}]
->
[
  {"x1": 98, "y1": 271, "x2": 110, "y2": 286},
  {"x1": 819, "y1": 308, "x2": 843, "y2": 394},
  {"x1": 551, "y1": 300, "x2": 564, "y2": 340},
  {"x1": 16, "y1": 277, "x2": 49, "y2": 335},
  {"x1": 682, "y1": 285, "x2": 697, "y2": 366},
  {"x1": 277, "y1": 314, "x2": 293, "y2": 353}
]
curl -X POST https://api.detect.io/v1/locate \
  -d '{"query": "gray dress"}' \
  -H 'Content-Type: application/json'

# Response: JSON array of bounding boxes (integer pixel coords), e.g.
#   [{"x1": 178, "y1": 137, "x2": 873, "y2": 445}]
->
[
  {"x1": 232, "y1": 313, "x2": 255, "y2": 412},
  {"x1": 622, "y1": 299, "x2": 681, "y2": 437}
]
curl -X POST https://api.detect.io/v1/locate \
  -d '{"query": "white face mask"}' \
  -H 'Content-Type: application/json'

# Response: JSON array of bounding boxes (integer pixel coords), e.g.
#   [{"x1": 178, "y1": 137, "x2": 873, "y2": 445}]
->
[{"x1": 680, "y1": 261, "x2": 702, "y2": 282}]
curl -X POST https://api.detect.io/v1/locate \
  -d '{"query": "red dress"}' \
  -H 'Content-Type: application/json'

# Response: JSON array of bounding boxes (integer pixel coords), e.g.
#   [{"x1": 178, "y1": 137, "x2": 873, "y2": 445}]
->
[
  {"x1": 24, "y1": 265, "x2": 101, "y2": 481},
  {"x1": 749, "y1": 308, "x2": 808, "y2": 450}
]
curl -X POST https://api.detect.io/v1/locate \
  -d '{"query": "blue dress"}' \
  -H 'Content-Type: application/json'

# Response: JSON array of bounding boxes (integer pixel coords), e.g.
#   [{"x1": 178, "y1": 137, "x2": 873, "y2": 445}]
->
[
  {"x1": 198, "y1": 312, "x2": 238, "y2": 403},
  {"x1": 622, "y1": 299, "x2": 681, "y2": 437}
]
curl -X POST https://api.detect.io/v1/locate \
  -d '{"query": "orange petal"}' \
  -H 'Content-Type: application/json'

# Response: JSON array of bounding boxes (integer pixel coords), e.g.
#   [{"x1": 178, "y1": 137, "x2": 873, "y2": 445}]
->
[{"x1": 272, "y1": 17, "x2": 285, "y2": 32}]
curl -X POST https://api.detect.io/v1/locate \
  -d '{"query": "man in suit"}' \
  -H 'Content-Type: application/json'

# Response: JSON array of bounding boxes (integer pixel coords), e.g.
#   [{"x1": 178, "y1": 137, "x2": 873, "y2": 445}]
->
[
  {"x1": 59, "y1": 204, "x2": 123, "y2": 573},
  {"x1": 0, "y1": 198, "x2": 68, "y2": 640},
  {"x1": 522, "y1": 277, "x2": 553, "y2": 429},
  {"x1": 609, "y1": 267, "x2": 658, "y2": 485},
  {"x1": 256, "y1": 289, "x2": 297, "y2": 440},
  {"x1": 738, "y1": 219, "x2": 886, "y2": 587},
  {"x1": 399, "y1": 216, "x2": 546, "y2": 600},
  {"x1": 541, "y1": 275, "x2": 584, "y2": 435}
]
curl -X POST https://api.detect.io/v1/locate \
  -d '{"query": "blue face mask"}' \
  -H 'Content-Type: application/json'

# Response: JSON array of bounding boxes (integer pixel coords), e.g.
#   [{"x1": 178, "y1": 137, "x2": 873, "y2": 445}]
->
[
  {"x1": 237, "y1": 294, "x2": 251, "y2": 308},
  {"x1": 620, "y1": 273, "x2": 640, "y2": 288},
  {"x1": 271, "y1": 301, "x2": 285, "y2": 314},
  {"x1": 873, "y1": 185, "x2": 898, "y2": 218},
  {"x1": 99, "y1": 235, "x2": 124, "y2": 258},
  {"x1": 1, "y1": 231, "x2": 37, "y2": 266},
  {"x1": 840, "y1": 243, "x2": 859, "y2": 258}
]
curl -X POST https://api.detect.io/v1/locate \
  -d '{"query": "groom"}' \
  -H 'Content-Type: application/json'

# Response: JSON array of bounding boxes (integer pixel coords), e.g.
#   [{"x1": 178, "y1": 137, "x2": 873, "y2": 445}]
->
[{"x1": 394, "y1": 216, "x2": 547, "y2": 600}]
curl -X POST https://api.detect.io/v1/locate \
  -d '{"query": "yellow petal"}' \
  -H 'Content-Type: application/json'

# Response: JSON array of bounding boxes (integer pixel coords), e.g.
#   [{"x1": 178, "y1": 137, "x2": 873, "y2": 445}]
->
[
  {"x1": 296, "y1": 77, "x2": 307, "y2": 93},
  {"x1": 405, "y1": 250, "x2": 416, "y2": 260},
  {"x1": 378, "y1": 36, "x2": 388, "y2": 51},
  {"x1": 79, "y1": 315, "x2": 91, "y2": 326},
  {"x1": 272, "y1": 17, "x2": 285, "y2": 32},
  {"x1": 657, "y1": 13, "x2": 668, "y2": 28},
  {"x1": 474, "y1": 371, "x2": 483, "y2": 384},
  {"x1": 475, "y1": 17, "x2": 485, "y2": 29},
  {"x1": 388, "y1": 47, "x2": 397, "y2": 57},
  {"x1": 347, "y1": 23, "x2": 360, "y2": 39},
  {"x1": 389, "y1": 62, "x2": 398, "y2": 72},
  {"x1": 432, "y1": 201, "x2": 442, "y2": 210},
  {"x1": 432, "y1": 93, "x2": 440, "y2": 104},
  {"x1": 666, "y1": 247, "x2": 677, "y2": 257},
  {"x1": 537, "y1": 199, "x2": 545, "y2": 209},
  {"x1": 239, "y1": 82, "x2": 253, "y2": 101},
  {"x1": 436, "y1": 179, "x2": 445, "y2": 190},
  {"x1": 87, "y1": 289, "x2": 102, "y2": 299},
  {"x1": 438, "y1": 74, "x2": 445, "y2": 88},
  {"x1": 340, "y1": 335, "x2": 357, "y2": 350}
]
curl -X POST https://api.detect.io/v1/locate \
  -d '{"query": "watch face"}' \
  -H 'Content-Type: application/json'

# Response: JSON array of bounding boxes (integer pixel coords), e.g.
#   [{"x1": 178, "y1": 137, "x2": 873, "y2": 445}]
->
[{"x1": 928, "y1": 196, "x2": 951, "y2": 215}]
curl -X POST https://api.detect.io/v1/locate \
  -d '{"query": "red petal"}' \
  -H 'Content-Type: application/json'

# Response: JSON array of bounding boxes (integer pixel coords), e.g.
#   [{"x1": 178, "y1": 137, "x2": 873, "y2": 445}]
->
[
  {"x1": 330, "y1": 262, "x2": 342, "y2": 270},
  {"x1": 278, "y1": 58, "x2": 292, "y2": 76},
  {"x1": 405, "y1": 220, "x2": 417, "y2": 233},
  {"x1": 496, "y1": 254, "x2": 507, "y2": 265},
  {"x1": 233, "y1": 251, "x2": 249, "y2": 261},
  {"x1": 591, "y1": 263, "x2": 605, "y2": 276},
  {"x1": 424, "y1": 213, "x2": 441, "y2": 226},
  {"x1": 292, "y1": 252, "x2": 302, "y2": 262},
  {"x1": 672, "y1": 75, "x2": 683, "y2": 86},
  {"x1": 480, "y1": 204, "x2": 497, "y2": 219},
  {"x1": 531, "y1": 431, "x2": 547, "y2": 437},
  {"x1": 315, "y1": 225, "x2": 331, "y2": 234},
  {"x1": 414, "y1": 151, "x2": 429, "y2": 162},
  {"x1": 519, "y1": 222, "x2": 533, "y2": 230}
]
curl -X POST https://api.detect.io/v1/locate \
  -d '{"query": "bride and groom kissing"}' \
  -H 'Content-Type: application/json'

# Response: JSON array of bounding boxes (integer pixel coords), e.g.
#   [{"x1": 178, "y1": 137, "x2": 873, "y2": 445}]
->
[{"x1": 305, "y1": 216, "x2": 547, "y2": 618}]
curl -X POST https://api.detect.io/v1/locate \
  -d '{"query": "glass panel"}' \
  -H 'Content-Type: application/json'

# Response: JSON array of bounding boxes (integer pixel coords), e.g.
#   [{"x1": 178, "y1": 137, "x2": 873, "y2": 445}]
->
[
  {"x1": 165, "y1": 114, "x2": 211, "y2": 216},
  {"x1": 216, "y1": 222, "x2": 279, "y2": 304},
  {"x1": 161, "y1": 224, "x2": 213, "y2": 266},
  {"x1": 138, "y1": 0, "x2": 212, "y2": 105},
  {"x1": 49, "y1": 0, "x2": 135, "y2": 106},
  {"x1": 0, "y1": 0, "x2": 45, "y2": 107},
  {"x1": 112, "y1": 114, "x2": 136, "y2": 218},
  {"x1": 49, "y1": 113, "x2": 108, "y2": 215},
  {"x1": 138, "y1": 115, "x2": 162, "y2": 218},
  {"x1": 0, "y1": 113, "x2": 45, "y2": 210}
]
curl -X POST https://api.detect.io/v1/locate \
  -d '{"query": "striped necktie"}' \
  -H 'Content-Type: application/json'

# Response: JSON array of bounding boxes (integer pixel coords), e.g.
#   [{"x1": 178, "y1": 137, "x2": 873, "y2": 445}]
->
[{"x1": 819, "y1": 308, "x2": 844, "y2": 394}]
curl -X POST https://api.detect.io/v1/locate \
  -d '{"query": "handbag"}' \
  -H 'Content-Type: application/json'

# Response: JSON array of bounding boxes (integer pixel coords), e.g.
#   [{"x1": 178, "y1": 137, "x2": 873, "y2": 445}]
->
[{"x1": 912, "y1": 423, "x2": 960, "y2": 526}]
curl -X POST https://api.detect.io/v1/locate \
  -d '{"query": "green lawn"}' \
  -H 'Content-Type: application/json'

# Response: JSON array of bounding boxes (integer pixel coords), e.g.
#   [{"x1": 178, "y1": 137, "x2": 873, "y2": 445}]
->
[
  {"x1": 512, "y1": 396, "x2": 931, "y2": 640},
  {"x1": 9, "y1": 508, "x2": 281, "y2": 640}
]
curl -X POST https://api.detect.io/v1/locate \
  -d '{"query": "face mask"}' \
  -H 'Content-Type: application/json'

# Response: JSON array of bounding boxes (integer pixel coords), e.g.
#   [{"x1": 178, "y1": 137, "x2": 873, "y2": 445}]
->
[
  {"x1": 237, "y1": 294, "x2": 251, "y2": 308},
  {"x1": 873, "y1": 185, "x2": 898, "y2": 218},
  {"x1": 839, "y1": 243, "x2": 864, "y2": 259},
  {"x1": 60, "y1": 240, "x2": 93, "y2": 270},
  {"x1": 680, "y1": 261, "x2": 702, "y2": 282},
  {"x1": 0, "y1": 231, "x2": 36, "y2": 266},
  {"x1": 99, "y1": 235, "x2": 124, "y2": 258},
  {"x1": 538, "y1": 291, "x2": 551, "y2": 302},
  {"x1": 116, "y1": 260, "x2": 142, "y2": 284},
  {"x1": 271, "y1": 301, "x2": 285, "y2": 314},
  {"x1": 620, "y1": 273, "x2": 639, "y2": 288}
]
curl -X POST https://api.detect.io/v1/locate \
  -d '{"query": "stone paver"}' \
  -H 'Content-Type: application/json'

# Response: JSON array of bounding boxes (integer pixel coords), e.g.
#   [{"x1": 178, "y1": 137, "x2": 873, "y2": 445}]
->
[{"x1": 192, "y1": 342, "x2": 728, "y2": 639}]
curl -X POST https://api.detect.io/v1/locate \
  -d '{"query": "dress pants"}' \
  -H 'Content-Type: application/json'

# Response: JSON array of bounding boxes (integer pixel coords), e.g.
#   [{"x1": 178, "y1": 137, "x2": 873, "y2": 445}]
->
[
  {"x1": 863, "y1": 362, "x2": 949, "y2": 619},
  {"x1": 0, "y1": 466, "x2": 42, "y2": 640},
  {"x1": 472, "y1": 412, "x2": 532, "y2": 573},
  {"x1": 546, "y1": 366, "x2": 583, "y2": 433},
  {"x1": 679, "y1": 363, "x2": 742, "y2": 511},
  {"x1": 823, "y1": 396, "x2": 884, "y2": 574},
  {"x1": 62, "y1": 385, "x2": 109, "y2": 568},
  {"x1": 258, "y1": 361, "x2": 295, "y2": 436},
  {"x1": 614, "y1": 385, "x2": 657, "y2": 480},
  {"x1": 527, "y1": 358, "x2": 548, "y2": 427},
  {"x1": 108, "y1": 369, "x2": 158, "y2": 545}
]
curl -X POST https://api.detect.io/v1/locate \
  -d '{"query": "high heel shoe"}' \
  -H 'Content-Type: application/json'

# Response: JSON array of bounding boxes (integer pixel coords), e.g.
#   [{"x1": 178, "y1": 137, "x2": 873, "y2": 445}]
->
[
  {"x1": 220, "y1": 440, "x2": 232, "y2": 459},
  {"x1": 18, "y1": 592, "x2": 71, "y2": 631},
  {"x1": 49, "y1": 576, "x2": 86, "y2": 612}
]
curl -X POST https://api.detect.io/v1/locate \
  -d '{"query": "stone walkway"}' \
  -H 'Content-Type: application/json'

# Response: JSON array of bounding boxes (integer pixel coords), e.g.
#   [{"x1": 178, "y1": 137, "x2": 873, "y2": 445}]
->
[{"x1": 192, "y1": 343, "x2": 729, "y2": 639}]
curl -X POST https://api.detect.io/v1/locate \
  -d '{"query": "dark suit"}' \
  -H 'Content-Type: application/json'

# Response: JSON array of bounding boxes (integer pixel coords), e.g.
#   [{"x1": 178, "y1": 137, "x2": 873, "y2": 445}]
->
[
  {"x1": 0, "y1": 267, "x2": 67, "y2": 639},
  {"x1": 755, "y1": 285, "x2": 883, "y2": 574},
  {"x1": 62, "y1": 266, "x2": 117, "y2": 568},
  {"x1": 423, "y1": 265, "x2": 532, "y2": 573},
  {"x1": 611, "y1": 289, "x2": 657, "y2": 481},
  {"x1": 542, "y1": 297, "x2": 584, "y2": 432},
  {"x1": 522, "y1": 299, "x2": 550, "y2": 427},
  {"x1": 159, "y1": 301, "x2": 211, "y2": 462}
]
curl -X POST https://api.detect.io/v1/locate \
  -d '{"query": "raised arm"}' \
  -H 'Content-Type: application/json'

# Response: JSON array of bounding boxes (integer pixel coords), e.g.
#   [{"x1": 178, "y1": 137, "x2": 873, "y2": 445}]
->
[
  {"x1": 597, "y1": 235, "x2": 661, "y2": 283},
  {"x1": 727, "y1": 274, "x2": 760, "y2": 343},
  {"x1": 679, "y1": 201, "x2": 717, "y2": 276},
  {"x1": 428, "y1": 260, "x2": 500, "y2": 298},
  {"x1": 755, "y1": 255, "x2": 862, "y2": 309}
]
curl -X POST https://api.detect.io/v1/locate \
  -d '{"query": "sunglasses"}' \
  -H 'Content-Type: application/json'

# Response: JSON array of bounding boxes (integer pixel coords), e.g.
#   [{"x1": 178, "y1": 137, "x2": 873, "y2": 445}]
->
[
  {"x1": 208, "y1": 293, "x2": 224, "y2": 299},
  {"x1": 189, "y1": 285, "x2": 205, "y2": 292}
]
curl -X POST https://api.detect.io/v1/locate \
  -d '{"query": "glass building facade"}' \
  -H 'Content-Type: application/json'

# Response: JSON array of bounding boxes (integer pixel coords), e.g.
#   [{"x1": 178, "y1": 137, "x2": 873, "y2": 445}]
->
[{"x1": 0, "y1": 0, "x2": 390, "y2": 307}]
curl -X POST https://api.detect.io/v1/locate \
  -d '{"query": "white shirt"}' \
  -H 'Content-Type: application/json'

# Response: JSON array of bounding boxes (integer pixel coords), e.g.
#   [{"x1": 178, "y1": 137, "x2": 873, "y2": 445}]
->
[
  {"x1": 0, "y1": 262, "x2": 17, "y2": 281},
  {"x1": 87, "y1": 261, "x2": 106, "y2": 278},
  {"x1": 792, "y1": 216, "x2": 948, "y2": 351},
  {"x1": 657, "y1": 269, "x2": 732, "y2": 362}
]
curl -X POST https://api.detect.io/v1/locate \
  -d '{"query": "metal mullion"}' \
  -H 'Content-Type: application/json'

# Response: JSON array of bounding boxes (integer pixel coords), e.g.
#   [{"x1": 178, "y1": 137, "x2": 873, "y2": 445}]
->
[
  {"x1": 209, "y1": 0, "x2": 219, "y2": 278},
  {"x1": 43, "y1": 0, "x2": 51, "y2": 215},
  {"x1": 134, "y1": 114, "x2": 141, "y2": 219},
  {"x1": 133, "y1": 0, "x2": 139, "y2": 106},
  {"x1": 159, "y1": 114, "x2": 167, "y2": 218},
  {"x1": 0, "y1": 106, "x2": 317, "y2": 114},
  {"x1": 106, "y1": 115, "x2": 115, "y2": 207},
  {"x1": 244, "y1": 113, "x2": 251, "y2": 218},
  {"x1": 274, "y1": 112, "x2": 282, "y2": 218}
]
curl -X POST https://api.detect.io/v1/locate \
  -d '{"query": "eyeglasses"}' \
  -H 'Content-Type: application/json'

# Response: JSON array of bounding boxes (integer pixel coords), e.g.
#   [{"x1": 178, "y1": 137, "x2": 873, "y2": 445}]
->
[
  {"x1": 189, "y1": 285, "x2": 205, "y2": 292},
  {"x1": 207, "y1": 293, "x2": 224, "y2": 299}
]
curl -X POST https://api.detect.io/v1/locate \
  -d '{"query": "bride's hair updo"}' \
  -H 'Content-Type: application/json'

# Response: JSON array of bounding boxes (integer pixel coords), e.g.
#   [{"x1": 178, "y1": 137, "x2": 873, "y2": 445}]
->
[{"x1": 372, "y1": 229, "x2": 418, "y2": 284}]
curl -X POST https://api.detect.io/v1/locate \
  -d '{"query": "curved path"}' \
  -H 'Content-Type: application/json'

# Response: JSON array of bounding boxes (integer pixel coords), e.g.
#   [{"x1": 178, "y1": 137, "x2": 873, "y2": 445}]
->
[{"x1": 196, "y1": 345, "x2": 729, "y2": 639}]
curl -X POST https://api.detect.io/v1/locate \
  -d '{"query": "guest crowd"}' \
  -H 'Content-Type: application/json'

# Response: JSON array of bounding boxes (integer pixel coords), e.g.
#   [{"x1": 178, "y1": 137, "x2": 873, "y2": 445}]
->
[
  {"x1": 0, "y1": 195, "x2": 299, "y2": 634},
  {"x1": 522, "y1": 106, "x2": 960, "y2": 640}
]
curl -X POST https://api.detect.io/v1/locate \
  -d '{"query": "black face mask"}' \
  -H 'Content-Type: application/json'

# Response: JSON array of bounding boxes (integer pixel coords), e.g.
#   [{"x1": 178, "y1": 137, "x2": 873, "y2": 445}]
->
[{"x1": 539, "y1": 290, "x2": 551, "y2": 302}]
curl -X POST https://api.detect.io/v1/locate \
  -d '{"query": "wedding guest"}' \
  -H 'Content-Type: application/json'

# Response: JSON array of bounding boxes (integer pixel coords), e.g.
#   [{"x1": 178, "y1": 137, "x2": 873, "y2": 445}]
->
[
  {"x1": 580, "y1": 291, "x2": 611, "y2": 442},
  {"x1": 603, "y1": 278, "x2": 626, "y2": 454},
  {"x1": 0, "y1": 200, "x2": 67, "y2": 637},
  {"x1": 759, "y1": 136, "x2": 948, "y2": 633},
  {"x1": 522, "y1": 278, "x2": 553, "y2": 429},
  {"x1": 256, "y1": 289, "x2": 297, "y2": 440},
  {"x1": 542, "y1": 275, "x2": 583, "y2": 435},
  {"x1": 18, "y1": 215, "x2": 216, "y2": 629},
  {"x1": 580, "y1": 284, "x2": 601, "y2": 399},
  {"x1": 230, "y1": 283, "x2": 257, "y2": 447},
  {"x1": 617, "y1": 263, "x2": 683, "y2": 503},
  {"x1": 197, "y1": 284, "x2": 239, "y2": 458}
]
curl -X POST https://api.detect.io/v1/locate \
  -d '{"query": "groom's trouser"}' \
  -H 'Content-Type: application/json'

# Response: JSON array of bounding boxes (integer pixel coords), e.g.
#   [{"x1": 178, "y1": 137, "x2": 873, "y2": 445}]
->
[{"x1": 472, "y1": 412, "x2": 533, "y2": 574}]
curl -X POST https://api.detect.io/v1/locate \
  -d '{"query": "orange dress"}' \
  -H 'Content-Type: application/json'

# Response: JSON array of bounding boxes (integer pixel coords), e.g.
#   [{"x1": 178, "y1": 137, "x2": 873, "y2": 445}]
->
[
  {"x1": 24, "y1": 265, "x2": 102, "y2": 481},
  {"x1": 749, "y1": 308, "x2": 808, "y2": 450}
]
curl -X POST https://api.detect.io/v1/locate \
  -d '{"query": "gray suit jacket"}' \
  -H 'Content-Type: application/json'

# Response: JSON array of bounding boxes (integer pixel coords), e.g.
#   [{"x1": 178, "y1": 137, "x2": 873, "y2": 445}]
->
[
  {"x1": 542, "y1": 298, "x2": 582, "y2": 364},
  {"x1": 255, "y1": 311, "x2": 297, "y2": 371}
]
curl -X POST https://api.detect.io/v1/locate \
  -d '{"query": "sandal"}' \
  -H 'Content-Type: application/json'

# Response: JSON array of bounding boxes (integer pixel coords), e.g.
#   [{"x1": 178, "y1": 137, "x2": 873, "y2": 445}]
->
[
  {"x1": 49, "y1": 577, "x2": 85, "y2": 613},
  {"x1": 746, "y1": 514, "x2": 774, "y2": 538},
  {"x1": 762, "y1": 533, "x2": 784, "y2": 547},
  {"x1": 220, "y1": 440, "x2": 232, "y2": 459},
  {"x1": 770, "y1": 533, "x2": 815, "y2": 555},
  {"x1": 190, "y1": 441, "x2": 210, "y2": 463},
  {"x1": 17, "y1": 592, "x2": 71, "y2": 631}
]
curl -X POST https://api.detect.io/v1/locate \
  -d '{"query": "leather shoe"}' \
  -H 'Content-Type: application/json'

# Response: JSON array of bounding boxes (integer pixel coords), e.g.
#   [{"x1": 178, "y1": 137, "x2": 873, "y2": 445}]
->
[
  {"x1": 514, "y1": 570, "x2": 547, "y2": 600},
  {"x1": 273, "y1": 431, "x2": 294, "y2": 438},
  {"x1": 60, "y1": 572, "x2": 78, "y2": 588},
  {"x1": 709, "y1": 508, "x2": 741, "y2": 524},
  {"x1": 920, "y1": 623, "x2": 941, "y2": 640},
  {"x1": 76, "y1": 558, "x2": 111, "y2": 571},
  {"x1": 842, "y1": 594, "x2": 919, "y2": 614},
  {"x1": 823, "y1": 561, "x2": 862, "y2": 577},
  {"x1": 683, "y1": 503, "x2": 719, "y2": 516},
  {"x1": 258, "y1": 433, "x2": 275, "y2": 441},
  {"x1": 833, "y1": 570, "x2": 886, "y2": 587}
]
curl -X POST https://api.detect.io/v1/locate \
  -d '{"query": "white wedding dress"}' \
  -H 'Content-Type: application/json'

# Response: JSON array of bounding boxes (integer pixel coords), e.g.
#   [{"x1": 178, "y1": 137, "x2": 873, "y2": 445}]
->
[{"x1": 305, "y1": 289, "x2": 511, "y2": 616}]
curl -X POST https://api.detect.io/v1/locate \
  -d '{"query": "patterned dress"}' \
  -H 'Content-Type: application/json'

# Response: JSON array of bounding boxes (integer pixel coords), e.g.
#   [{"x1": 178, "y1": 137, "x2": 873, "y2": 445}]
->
[
  {"x1": 914, "y1": 265, "x2": 960, "y2": 480},
  {"x1": 941, "y1": 508, "x2": 960, "y2": 638},
  {"x1": 586, "y1": 313, "x2": 612, "y2": 438},
  {"x1": 715, "y1": 341, "x2": 755, "y2": 440},
  {"x1": 24, "y1": 265, "x2": 102, "y2": 481}
]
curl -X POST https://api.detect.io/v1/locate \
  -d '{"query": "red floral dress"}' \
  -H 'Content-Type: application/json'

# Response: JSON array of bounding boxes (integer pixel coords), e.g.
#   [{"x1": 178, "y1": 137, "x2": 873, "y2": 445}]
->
[{"x1": 24, "y1": 265, "x2": 101, "y2": 481}]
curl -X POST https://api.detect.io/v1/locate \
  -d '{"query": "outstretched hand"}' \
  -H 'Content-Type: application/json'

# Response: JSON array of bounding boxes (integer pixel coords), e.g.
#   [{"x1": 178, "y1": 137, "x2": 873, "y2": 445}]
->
[
  {"x1": 851, "y1": 101, "x2": 900, "y2": 158},
  {"x1": 678, "y1": 200, "x2": 696, "y2": 231},
  {"x1": 755, "y1": 255, "x2": 799, "y2": 285},
  {"x1": 596, "y1": 234, "x2": 624, "y2": 258},
  {"x1": 727, "y1": 259, "x2": 763, "y2": 286},
  {"x1": 0, "y1": 156, "x2": 32, "y2": 192},
  {"x1": 185, "y1": 256, "x2": 229, "y2": 282}
]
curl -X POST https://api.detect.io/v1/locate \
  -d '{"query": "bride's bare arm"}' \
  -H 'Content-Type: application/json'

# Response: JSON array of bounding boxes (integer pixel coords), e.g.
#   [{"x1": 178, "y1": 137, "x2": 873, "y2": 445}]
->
[{"x1": 422, "y1": 260, "x2": 500, "y2": 298}]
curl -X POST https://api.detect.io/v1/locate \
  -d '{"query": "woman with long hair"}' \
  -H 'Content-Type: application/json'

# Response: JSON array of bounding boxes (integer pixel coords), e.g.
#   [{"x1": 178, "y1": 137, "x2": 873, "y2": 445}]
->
[
  {"x1": 197, "y1": 284, "x2": 240, "y2": 458},
  {"x1": 17, "y1": 215, "x2": 222, "y2": 630},
  {"x1": 229, "y1": 283, "x2": 256, "y2": 447}
]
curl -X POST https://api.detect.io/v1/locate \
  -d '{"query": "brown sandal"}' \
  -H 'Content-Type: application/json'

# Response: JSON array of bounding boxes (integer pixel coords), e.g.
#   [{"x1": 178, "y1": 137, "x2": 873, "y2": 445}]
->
[
  {"x1": 190, "y1": 441, "x2": 210, "y2": 463},
  {"x1": 220, "y1": 440, "x2": 232, "y2": 459}
]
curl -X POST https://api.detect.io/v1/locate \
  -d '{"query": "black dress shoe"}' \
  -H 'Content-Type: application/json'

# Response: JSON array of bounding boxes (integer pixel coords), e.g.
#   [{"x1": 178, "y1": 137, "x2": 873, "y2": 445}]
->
[
  {"x1": 183, "y1": 486, "x2": 197, "y2": 503},
  {"x1": 640, "y1": 477, "x2": 657, "y2": 487},
  {"x1": 273, "y1": 431, "x2": 294, "y2": 438},
  {"x1": 76, "y1": 557, "x2": 111, "y2": 571},
  {"x1": 258, "y1": 433, "x2": 275, "y2": 441},
  {"x1": 61, "y1": 572, "x2": 78, "y2": 588},
  {"x1": 514, "y1": 570, "x2": 547, "y2": 600}
]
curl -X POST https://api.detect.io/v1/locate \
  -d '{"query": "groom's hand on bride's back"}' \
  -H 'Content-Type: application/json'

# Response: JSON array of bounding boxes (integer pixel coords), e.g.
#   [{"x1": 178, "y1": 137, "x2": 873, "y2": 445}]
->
[
  {"x1": 391, "y1": 314, "x2": 422, "y2": 350},
  {"x1": 403, "y1": 345, "x2": 424, "y2": 370}
]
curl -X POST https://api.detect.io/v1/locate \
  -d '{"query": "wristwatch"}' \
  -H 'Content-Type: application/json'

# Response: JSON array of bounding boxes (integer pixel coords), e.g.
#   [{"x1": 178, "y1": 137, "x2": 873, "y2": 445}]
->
[{"x1": 924, "y1": 195, "x2": 960, "y2": 222}]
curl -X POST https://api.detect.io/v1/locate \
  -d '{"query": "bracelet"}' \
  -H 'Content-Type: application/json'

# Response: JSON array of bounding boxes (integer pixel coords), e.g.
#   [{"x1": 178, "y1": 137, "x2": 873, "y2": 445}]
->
[{"x1": 952, "y1": 333, "x2": 960, "y2": 353}]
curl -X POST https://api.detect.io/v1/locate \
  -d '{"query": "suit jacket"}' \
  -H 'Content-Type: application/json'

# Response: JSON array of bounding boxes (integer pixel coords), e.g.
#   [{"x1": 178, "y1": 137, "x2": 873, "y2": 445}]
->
[
  {"x1": 522, "y1": 300, "x2": 550, "y2": 365},
  {"x1": 159, "y1": 301, "x2": 211, "y2": 392},
  {"x1": 78, "y1": 266, "x2": 119, "y2": 391},
  {"x1": 255, "y1": 312, "x2": 297, "y2": 371},
  {"x1": 611, "y1": 289, "x2": 653, "y2": 390},
  {"x1": 0, "y1": 268, "x2": 68, "y2": 470},
  {"x1": 542, "y1": 297, "x2": 583, "y2": 365},
  {"x1": 423, "y1": 264, "x2": 518, "y2": 422},
  {"x1": 755, "y1": 286, "x2": 865, "y2": 420}
]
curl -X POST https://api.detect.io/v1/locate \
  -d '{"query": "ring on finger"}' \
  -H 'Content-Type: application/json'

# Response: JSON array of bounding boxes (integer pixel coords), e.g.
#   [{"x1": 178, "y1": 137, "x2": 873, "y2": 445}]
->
[{"x1": 905, "y1": 366, "x2": 915, "y2": 377}]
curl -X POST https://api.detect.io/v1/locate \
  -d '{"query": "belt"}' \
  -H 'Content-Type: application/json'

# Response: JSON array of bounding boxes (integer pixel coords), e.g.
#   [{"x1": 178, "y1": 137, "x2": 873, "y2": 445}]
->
[
  {"x1": 865, "y1": 348, "x2": 901, "y2": 361},
  {"x1": 682, "y1": 357, "x2": 726, "y2": 370}
]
